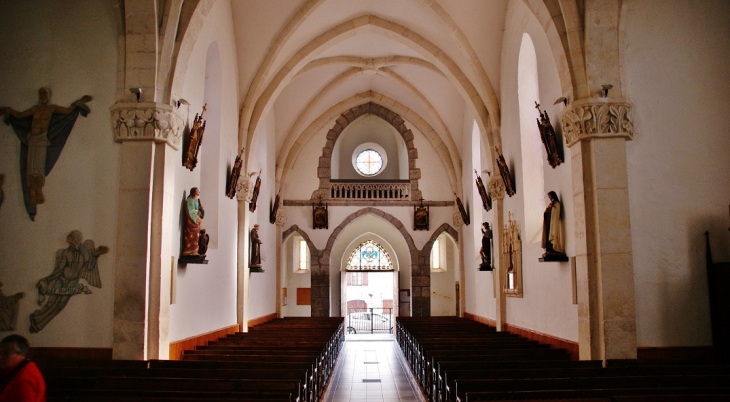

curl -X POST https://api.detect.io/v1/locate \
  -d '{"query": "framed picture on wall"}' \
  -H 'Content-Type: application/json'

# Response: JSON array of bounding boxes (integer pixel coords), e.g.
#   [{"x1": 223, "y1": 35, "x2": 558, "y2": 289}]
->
[
  {"x1": 313, "y1": 198, "x2": 328, "y2": 229},
  {"x1": 414, "y1": 202, "x2": 429, "y2": 231}
]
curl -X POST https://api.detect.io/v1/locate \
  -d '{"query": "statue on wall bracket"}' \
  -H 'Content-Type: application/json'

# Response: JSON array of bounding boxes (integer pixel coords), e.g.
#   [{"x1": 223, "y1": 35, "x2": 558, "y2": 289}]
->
[
  {"x1": 0, "y1": 281, "x2": 24, "y2": 331},
  {"x1": 495, "y1": 147, "x2": 516, "y2": 197},
  {"x1": 535, "y1": 102, "x2": 562, "y2": 168},
  {"x1": 249, "y1": 224, "x2": 263, "y2": 273},
  {"x1": 313, "y1": 196, "x2": 328, "y2": 229},
  {"x1": 269, "y1": 190, "x2": 280, "y2": 224},
  {"x1": 413, "y1": 198, "x2": 429, "y2": 231},
  {"x1": 226, "y1": 147, "x2": 244, "y2": 199},
  {"x1": 1, "y1": 88, "x2": 92, "y2": 221},
  {"x1": 180, "y1": 187, "x2": 208, "y2": 264},
  {"x1": 30, "y1": 230, "x2": 108, "y2": 333},
  {"x1": 248, "y1": 170, "x2": 262, "y2": 212},
  {"x1": 475, "y1": 170, "x2": 492, "y2": 211},
  {"x1": 539, "y1": 191, "x2": 568, "y2": 262},
  {"x1": 479, "y1": 222, "x2": 493, "y2": 271},
  {"x1": 183, "y1": 104, "x2": 207, "y2": 171},
  {"x1": 455, "y1": 193, "x2": 470, "y2": 226}
]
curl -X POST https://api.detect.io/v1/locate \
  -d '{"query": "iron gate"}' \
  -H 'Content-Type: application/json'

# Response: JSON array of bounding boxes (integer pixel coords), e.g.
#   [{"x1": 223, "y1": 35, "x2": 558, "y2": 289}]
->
[{"x1": 346, "y1": 307, "x2": 393, "y2": 334}]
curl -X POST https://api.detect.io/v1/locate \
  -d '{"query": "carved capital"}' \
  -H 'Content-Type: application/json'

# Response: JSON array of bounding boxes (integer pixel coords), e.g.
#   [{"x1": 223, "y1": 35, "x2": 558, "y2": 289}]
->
[
  {"x1": 560, "y1": 99, "x2": 634, "y2": 147},
  {"x1": 487, "y1": 176, "x2": 506, "y2": 200},
  {"x1": 110, "y1": 102, "x2": 184, "y2": 150}
]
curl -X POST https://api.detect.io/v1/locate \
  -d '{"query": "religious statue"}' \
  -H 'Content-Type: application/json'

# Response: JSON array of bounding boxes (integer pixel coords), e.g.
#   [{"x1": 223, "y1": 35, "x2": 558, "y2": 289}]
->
[
  {"x1": 474, "y1": 170, "x2": 492, "y2": 211},
  {"x1": 183, "y1": 104, "x2": 207, "y2": 171},
  {"x1": 535, "y1": 102, "x2": 562, "y2": 168},
  {"x1": 479, "y1": 222, "x2": 493, "y2": 271},
  {"x1": 182, "y1": 187, "x2": 205, "y2": 256},
  {"x1": 269, "y1": 191, "x2": 280, "y2": 224},
  {"x1": 198, "y1": 229, "x2": 210, "y2": 256},
  {"x1": 30, "y1": 230, "x2": 108, "y2": 333},
  {"x1": 1, "y1": 87, "x2": 92, "y2": 220},
  {"x1": 249, "y1": 224, "x2": 263, "y2": 272},
  {"x1": 540, "y1": 191, "x2": 568, "y2": 261},
  {"x1": 226, "y1": 148, "x2": 244, "y2": 199},
  {"x1": 495, "y1": 147, "x2": 516, "y2": 197},
  {"x1": 455, "y1": 194, "x2": 470, "y2": 225},
  {"x1": 249, "y1": 170, "x2": 262, "y2": 212},
  {"x1": 0, "y1": 282, "x2": 23, "y2": 331}
]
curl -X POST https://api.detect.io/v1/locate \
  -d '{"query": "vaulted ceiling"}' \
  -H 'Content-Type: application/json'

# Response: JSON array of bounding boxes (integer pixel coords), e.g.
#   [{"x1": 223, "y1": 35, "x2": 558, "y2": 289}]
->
[{"x1": 229, "y1": 0, "x2": 511, "y2": 189}]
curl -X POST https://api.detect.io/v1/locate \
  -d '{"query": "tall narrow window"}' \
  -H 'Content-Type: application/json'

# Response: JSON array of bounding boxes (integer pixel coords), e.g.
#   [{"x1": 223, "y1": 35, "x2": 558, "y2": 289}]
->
[
  {"x1": 298, "y1": 240, "x2": 308, "y2": 271},
  {"x1": 431, "y1": 239, "x2": 441, "y2": 271},
  {"x1": 518, "y1": 33, "x2": 545, "y2": 243}
]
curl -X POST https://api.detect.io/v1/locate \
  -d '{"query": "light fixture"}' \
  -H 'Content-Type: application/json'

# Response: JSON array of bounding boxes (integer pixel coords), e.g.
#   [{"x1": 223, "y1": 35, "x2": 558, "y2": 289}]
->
[
  {"x1": 601, "y1": 84, "x2": 613, "y2": 98},
  {"x1": 176, "y1": 98, "x2": 189, "y2": 108},
  {"x1": 554, "y1": 97, "x2": 568, "y2": 106},
  {"x1": 128, "y1": 87, "x2": 142, "y2": 102}
]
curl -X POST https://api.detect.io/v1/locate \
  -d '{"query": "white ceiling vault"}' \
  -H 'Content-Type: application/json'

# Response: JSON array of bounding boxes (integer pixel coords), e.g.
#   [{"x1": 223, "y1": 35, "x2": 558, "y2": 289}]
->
[{"x1": 229, "y1": 0, "x2": 510, "y2": 195}]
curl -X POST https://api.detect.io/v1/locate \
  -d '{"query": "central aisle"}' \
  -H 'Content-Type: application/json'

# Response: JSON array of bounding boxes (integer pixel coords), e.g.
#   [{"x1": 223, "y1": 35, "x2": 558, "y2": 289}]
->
[{"x1": 324, "y1": 334, "x2": 426, "y2": 402}]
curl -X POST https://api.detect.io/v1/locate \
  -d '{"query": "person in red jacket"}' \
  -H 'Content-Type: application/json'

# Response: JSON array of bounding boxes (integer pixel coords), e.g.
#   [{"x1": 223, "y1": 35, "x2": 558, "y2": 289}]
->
[{"x1": 0, "y1": 335, "x2": 45, "y2": 402}]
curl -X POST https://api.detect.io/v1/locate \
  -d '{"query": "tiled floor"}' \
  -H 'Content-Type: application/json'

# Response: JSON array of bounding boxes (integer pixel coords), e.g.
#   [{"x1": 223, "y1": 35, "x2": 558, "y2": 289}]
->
[{"x1": 323, "y1": 334, "x2": 426, "y2": 402}]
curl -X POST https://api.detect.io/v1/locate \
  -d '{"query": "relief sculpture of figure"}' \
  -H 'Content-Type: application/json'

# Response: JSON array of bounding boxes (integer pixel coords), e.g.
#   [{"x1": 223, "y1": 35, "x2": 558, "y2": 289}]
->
[
  {"x1": 1, "y1": 88, "x2": 92, "y2": 220},
  {"x1": 30, "y1": 230, "x2": 108, "y2": 333},
  {"x1": 249, "y1": 224, "x2": 262, "y2": 270},
  {"x1": 542, "y1": 191, "x2": 565, "y2": 257},
  {"x1": 0, "y1": 282, "x2": 24, "y2": 331},
  {"x1": 535, "y1": 102, "x2": 562, "y2": 168},
  {"x1": 183, "y1": 104, "x2": 206, "y2": 171},
  {"x1": 182, "y1": 187, "x2": 205, "y2": 256}
]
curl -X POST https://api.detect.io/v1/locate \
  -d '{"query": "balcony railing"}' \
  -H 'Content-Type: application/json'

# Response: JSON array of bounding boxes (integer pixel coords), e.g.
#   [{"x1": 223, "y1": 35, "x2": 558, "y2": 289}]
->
[{"x1": 330, "y1": 180, "x2": 410, "y2": 200}]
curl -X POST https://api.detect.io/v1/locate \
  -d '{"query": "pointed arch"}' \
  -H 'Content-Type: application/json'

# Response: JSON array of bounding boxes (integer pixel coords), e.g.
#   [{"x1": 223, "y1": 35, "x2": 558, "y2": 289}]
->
[
  {"x1": 309, "y1": 102, "x2": 423, "y2": 201},
  {"x1": 422, "y1": 223, "x2": 459, "y2": 256},
  {"x1": 279, "y1": 91, "x2": 460, "y2": 197}
]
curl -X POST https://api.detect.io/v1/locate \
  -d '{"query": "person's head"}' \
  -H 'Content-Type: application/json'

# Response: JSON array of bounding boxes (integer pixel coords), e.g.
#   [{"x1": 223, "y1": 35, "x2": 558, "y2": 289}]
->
[
  {"x1": 547, "y1": 191, "x2": 559, "y2": 203},
  {"x1": 0, "y1": 334, "x2": 30, "y2": 368},
  {"x1": 253, "y1": 224, "x2": 259, "y2": 230},
  {"x1": 66, "y1": 230, "x2": 83, "y2": 247},
  {"x1": 190, "y1": 187, "x2": 199, "y2": 198},
  {"x1": 38, "y1": 87, "x2": 51, "y2": 105}
]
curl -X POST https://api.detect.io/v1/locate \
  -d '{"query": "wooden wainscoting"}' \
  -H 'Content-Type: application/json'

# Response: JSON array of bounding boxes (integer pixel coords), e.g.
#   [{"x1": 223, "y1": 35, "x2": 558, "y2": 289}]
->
[
  {"x1": 248, "y1": 312, "x2": 278, "y2": 328},
  {"x1": 169, "y1": 324, "x2": 241, "y2": 360},
  {"x1": 464, "y1": 312, "x2": 579, "y2": 360}
]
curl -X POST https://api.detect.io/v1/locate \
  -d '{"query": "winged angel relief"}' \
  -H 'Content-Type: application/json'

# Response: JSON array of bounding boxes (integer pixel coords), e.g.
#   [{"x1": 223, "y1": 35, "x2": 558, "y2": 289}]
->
[{"x1": 29, "y1": 230, "x2": 108, "y2": 332}]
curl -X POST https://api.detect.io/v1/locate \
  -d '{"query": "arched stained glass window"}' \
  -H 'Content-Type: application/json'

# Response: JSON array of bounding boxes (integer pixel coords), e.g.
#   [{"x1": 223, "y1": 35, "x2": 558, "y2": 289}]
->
[{"x1": 346, "y1": 240, "x2": 393, "y2": 271}]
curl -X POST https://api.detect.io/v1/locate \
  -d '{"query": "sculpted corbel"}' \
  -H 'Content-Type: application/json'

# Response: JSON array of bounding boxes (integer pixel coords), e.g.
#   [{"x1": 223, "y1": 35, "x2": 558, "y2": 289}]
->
[
  {"x1": 110, "y1": 102, "x2": 184, "y2": 150},
  {"x1": 560, "y1": 99, "x2": 634, "y2": 147}
]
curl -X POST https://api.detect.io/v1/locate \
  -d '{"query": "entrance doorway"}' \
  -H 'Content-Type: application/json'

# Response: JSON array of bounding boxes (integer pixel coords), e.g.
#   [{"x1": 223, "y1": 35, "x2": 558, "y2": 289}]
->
[{"x1": 344, "y1": 271, "x2": 394, "y2": 334}]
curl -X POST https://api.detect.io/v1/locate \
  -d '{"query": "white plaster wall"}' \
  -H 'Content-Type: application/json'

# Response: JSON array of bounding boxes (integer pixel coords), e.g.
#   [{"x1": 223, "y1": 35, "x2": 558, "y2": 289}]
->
[
  {"x1": 0, "y1": 0, "x2": 119, "y2": 347},
  {"x1": 496, "y1": 0, "x2": 577, "y2": 341},
  {"x1": 624, "y1": 0, "x2": 730, "y2": 347},
  {"x1": 245, "y1": 110, "x2": 278, "y2": 321},
  {"x1": 170, "y1": 0, "x2": 240, "y2": 341}
]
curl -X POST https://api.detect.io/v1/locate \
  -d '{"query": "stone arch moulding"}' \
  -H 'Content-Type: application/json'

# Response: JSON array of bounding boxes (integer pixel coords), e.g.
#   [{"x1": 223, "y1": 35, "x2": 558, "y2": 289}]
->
[
  {"x1": 311, "y1": 102, "x2": 422, "y2": 201},
  {"x1": 421, "y1": 223, "x2": 459, "y2": 257},
  {"x1": 282, "y1": 224, "x2": 322, "y2": 273}
]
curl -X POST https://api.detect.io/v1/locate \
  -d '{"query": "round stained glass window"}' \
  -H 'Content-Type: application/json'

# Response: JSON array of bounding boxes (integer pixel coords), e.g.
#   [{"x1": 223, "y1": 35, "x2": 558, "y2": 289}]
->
[{"x1": 354, "y1": 149, "x2": 383, "y2": 176}]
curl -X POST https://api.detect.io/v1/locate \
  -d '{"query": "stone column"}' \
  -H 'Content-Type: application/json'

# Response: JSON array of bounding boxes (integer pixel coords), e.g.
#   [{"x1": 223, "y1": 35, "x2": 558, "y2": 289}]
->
[
  {"x1": 487, "y1": 176, "x2": 507, "y2": 331},
  {"x1": 561, "y1": 99, "x2": 637, "y2": 361},
  {"x1": 110, "y1": 102, "x2": 183, "y2": 359}
]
